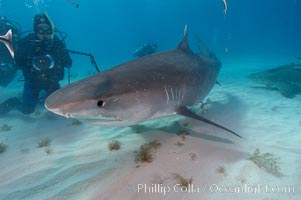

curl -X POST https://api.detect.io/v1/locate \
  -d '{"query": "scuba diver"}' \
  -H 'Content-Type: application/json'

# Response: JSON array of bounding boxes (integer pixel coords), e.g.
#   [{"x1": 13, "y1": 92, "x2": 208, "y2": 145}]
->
[
  {"x1": 0, "y1": 16, "x2": 20, "y2": 87},
  {"x1": 0, "y1": 13, "x2": 72, "y2": 115},
  {"x1": 132, "y1": 43, "x2": 158, "y2": 58}
]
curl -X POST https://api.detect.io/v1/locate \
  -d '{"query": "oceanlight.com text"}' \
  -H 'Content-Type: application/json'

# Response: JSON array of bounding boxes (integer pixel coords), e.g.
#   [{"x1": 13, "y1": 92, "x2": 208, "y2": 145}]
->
[{"x1": 209, "y1": 184, "x2": 295, "y2": 194}]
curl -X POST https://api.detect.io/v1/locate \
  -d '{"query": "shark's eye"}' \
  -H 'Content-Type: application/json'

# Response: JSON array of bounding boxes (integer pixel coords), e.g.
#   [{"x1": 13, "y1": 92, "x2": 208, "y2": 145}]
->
[{"x1": 97, "y1": 100, "x2": 105, "y2": 108}]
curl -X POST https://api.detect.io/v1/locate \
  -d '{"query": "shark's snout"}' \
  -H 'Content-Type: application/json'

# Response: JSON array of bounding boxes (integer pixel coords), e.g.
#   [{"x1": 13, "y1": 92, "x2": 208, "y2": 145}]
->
[
  {"x1": 45, "y1": 86, "x2": 85, "y2": 118},
  {"x1": 246, "y1": 73, "x2": 266, "y2": 84},
  {"x1": 45, "y1": 96, "x2": 73, "y2": 118},
  {"x1": 45, "y1": 90, "x2": 65, "y2": 113},
  {"x1": 45, "y1": 107, "x2": 70, "y2": 118}
]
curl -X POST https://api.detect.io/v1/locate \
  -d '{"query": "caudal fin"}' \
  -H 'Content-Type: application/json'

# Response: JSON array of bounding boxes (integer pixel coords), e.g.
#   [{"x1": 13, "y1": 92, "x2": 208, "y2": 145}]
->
[
  {"x1": 0, "y1": 29, "x2": 14, "y2": 59},
  {"x1": 177, "y1": 106, "x2": 242, "y2": 138}
]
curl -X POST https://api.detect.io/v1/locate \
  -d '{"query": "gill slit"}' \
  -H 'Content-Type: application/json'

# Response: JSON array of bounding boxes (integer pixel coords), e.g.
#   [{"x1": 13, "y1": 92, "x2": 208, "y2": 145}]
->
[{"x1": 164, "y1": 86, "x2": 170, "y2": 104}]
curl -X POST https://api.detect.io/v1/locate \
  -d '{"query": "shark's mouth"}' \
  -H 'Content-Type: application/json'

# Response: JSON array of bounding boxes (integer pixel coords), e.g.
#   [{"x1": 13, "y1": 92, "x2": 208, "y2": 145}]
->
[
  {"x1": 48, "y1": 107, "x2": 122, "y2": 123},
  {"x1": 78, "y1": 117, "x2": 130, "y2": 126},
  {"x1": 79, "y1": 117, "x2": 122, "y2": 123},
  {"x1": 68, "y1": 113, "x2": 123, "y2": 124}
]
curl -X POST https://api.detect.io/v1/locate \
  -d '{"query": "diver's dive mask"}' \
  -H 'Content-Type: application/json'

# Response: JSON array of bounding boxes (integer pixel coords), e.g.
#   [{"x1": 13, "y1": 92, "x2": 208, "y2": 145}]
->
[
  {"x1": 32, "y1": 54, "x2": 55, "y2": 71},
  {"x1": 37, "y1": 25, "x2": 52, "y2": 36},
  {"x1": 36, "y1": 24, "x2": 53, "y2": 41}
]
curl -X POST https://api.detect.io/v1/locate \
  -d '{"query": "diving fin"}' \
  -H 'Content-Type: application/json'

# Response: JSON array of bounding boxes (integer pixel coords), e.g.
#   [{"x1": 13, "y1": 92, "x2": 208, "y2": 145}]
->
[
  {"x1": 0, "y1": 29, "x2": 14, "y2": 59},
  {"x1": 177, "y1": 106, "x2": 241, "y2": 138}
]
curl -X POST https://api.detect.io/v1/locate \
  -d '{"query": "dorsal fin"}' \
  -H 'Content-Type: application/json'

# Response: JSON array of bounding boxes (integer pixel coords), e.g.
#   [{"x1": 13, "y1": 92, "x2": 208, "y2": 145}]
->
[
  {"x1": 196, "y1": 35, "x2": 211, "y2": 57},
  {"x1": 177, "y1": 25, "x2": 193, "y2": 54}
]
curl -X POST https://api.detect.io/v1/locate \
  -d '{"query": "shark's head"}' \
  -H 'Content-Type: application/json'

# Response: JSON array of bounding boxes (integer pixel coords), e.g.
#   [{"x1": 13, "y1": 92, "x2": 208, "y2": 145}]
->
[
  {"x1": 247, "y1": 64, "x2": 297, "y2": 85},
  {"x1": 246, "y1": 71, "x2": 276, "y2": 86},
  {"x1": 45, "y1": 74, "x2": 153, "y2": 126}
]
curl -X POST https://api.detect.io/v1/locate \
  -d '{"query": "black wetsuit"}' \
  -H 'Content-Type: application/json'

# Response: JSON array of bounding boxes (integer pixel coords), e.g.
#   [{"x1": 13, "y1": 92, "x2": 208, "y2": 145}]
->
[
  {"x1": 0, "y1": 44, "x2": 16, "y2": 87},
  {"x1": 14, "y1": 33, "x2": 72, "y2": 114}
]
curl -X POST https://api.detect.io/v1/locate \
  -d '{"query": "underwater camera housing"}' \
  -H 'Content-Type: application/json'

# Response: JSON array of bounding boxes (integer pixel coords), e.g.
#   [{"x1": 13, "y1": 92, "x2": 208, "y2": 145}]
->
[{"x1": 32, "y1": 54, "x2": 55, "y2": 71}]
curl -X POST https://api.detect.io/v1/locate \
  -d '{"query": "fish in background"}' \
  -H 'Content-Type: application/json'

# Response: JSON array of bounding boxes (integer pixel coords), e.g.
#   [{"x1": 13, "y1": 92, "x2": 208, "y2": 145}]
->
[
  {"x1": 133, "y1": 43, "x2": 158, "y2": 58},
  {"x1": 247, "y1": 63, "x2": 301, "y2": 98},
  {"x1": 45, "y1": 26, "x2": 241, "y2": 138},
  {"x1": 66, "y1": 0, "x2": 79, "y2": 8},
  {"x1": 222, "y1": 0, "x2": 227, "y2": 15}
]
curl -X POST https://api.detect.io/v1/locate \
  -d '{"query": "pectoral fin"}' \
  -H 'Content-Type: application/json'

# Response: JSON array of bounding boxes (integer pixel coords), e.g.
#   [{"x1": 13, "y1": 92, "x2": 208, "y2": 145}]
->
[
  {"x1": 177, "y1": 106, "x2": 241, "y2": 138},
  {"x1": 278, "y1": 83, "x2": 298, "y2": 98}
]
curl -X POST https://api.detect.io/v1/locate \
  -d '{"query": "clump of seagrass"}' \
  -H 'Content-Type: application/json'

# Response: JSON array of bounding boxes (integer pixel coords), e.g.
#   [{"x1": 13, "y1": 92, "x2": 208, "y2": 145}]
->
[
  {"x1": 216, "y1": 165, "x2": 226, "y2": 176},
  {"x1": 177, "y1": 130, "x2": 190, "y2": 141},
  {"x1": 0, "y1": 142, "x2": 7, "y2": 154},
  {"x1": 248, "y1": 149, "x2": 282, "y2": 176},
  {"x1": 189, "y1": 152, "x2": 197, "y2": 160},
  {"x1": 108, "y1": 140, "x2": 122, "y2": 151},
  {"x1": 37, "y1": 138, "x2": 53, "y2": 155},
  {"x1": 149, "y1": 140, "x2": 161, "y2": 149},
  {"x1": 135, "y1": 140, "x2": 161, "y2": 163},
  {"x1": 173, "y1": 173, "x2": 193, "y2": 190},
  {"x1": 38, "y1": 138, "x2": 51, "y2": 148},
  {"x1": 137, "y1": 144, "x2": 153, "y2": 163},
  {"x1": 45, "y1": 147, "x2": 53, "y2": 155}
]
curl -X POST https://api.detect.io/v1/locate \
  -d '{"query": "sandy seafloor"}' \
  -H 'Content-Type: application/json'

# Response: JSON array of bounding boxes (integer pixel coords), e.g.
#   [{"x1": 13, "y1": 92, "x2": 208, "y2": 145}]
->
[{"x1": 0, "y1": 53, "x2": 300, "y2": 200}]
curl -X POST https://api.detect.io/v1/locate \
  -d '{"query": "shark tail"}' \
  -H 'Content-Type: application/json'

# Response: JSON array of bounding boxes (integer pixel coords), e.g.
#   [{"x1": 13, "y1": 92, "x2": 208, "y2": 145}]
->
[
  {"x1": 177, "y1": 106, "x2": 242, "y2": 138},
  {"x1": 0, "y1": 29, "x2": 14, "y2": 58}
]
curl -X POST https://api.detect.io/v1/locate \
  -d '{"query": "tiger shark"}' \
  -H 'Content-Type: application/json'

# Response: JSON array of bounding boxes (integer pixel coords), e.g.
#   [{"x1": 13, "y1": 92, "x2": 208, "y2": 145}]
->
[
  {"x1": 247, "y1": 63, "x2": 301, "y2": 98},
  {"x1": 0, "y1": 29, "x2": 14, "y2": 58},
  {"x1": 45, "y1": 26, "x2": 241, "y2": 138}
]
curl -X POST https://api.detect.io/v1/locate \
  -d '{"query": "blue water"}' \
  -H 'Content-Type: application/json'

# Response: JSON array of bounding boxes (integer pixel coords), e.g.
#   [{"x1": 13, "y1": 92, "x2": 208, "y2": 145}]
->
[
  {"x1": 1, "y1": 0, "x2": 300, "y2": 68},
  {"x1": 1, "y1": 1, "x2": 301, "y2": 200}
]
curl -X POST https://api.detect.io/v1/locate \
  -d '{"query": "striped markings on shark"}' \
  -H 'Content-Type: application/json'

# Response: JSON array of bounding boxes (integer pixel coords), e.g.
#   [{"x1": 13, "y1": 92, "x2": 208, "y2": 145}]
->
[{"x1": 247, "y1": 63, "x2": 301, "y2": 98}]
